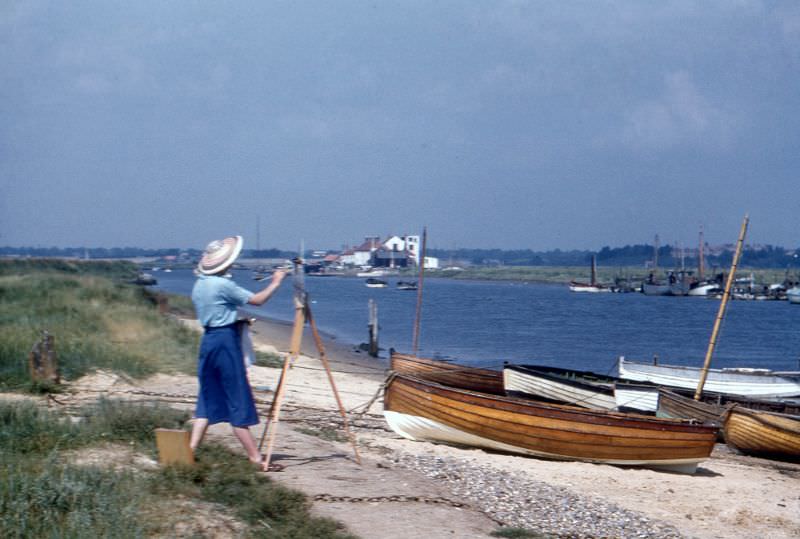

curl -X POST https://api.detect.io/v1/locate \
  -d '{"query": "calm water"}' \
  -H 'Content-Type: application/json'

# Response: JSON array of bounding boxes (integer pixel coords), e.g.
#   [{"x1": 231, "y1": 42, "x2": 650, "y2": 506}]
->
[{"x1": 153, "y1": 269, "x2": 800, "y2": 373}]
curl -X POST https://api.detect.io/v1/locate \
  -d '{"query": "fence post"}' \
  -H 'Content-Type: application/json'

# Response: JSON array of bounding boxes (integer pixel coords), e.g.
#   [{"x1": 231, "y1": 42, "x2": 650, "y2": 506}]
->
[{"x1": 29, "y1": 330, "x2": 59, "y2": 384}]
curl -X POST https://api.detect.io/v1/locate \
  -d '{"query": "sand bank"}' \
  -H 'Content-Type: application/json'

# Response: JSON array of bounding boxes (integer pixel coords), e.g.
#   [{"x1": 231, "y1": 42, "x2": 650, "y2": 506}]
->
[
  {"x1": 238, "y1": 315, "x2": 800, "y2": 539},
  {"x1": 59, "y1": 314, "x2": 800, "y2": 538}
]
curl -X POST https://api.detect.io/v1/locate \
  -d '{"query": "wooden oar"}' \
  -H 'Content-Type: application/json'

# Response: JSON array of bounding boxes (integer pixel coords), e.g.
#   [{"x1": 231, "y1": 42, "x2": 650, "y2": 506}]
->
[{"x1": 694, "y1": 214, "x2": 749, "y2": 400}]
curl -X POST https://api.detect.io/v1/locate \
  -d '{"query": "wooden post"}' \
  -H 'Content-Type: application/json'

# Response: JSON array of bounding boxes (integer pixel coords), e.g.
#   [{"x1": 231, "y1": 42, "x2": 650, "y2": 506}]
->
[
  {"x1": 157, "y1": 294, "x2": 169, "y2": 315},
  {"x1": 29, "y1": 330, "x2": 59, "y2": 384},
  {"x1": 695, "y1": 214, "x2": 749, "y2": 400},
  {"x1": 368, "y1": 299, "x2": 379, "y2": 358}
]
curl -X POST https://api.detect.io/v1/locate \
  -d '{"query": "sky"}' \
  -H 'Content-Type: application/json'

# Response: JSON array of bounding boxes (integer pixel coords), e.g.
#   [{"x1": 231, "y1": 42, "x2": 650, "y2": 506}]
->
[{"x1": 2, "y1": 1, "x2": 799, "y2": 252}]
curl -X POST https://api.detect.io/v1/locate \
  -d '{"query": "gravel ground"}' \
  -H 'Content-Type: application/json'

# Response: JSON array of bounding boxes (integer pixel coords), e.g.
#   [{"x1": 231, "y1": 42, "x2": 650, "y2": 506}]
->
[{"x1": 396, "y1": 454, "x2": 685, "y2": 539}]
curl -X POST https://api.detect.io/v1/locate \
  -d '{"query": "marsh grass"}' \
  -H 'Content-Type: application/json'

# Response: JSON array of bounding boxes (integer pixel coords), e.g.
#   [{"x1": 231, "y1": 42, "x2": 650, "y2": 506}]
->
[
  {"x1": 439, "y1": 265, "x2": 791, "y2": 285},
  {"x1": 296, "y1": 426, "x2": 349, "y2": 443},
  {"x1": 0, "y1": 400, "x2": 356, "y2": 539},
  {"x1": 160, "y1": 444, "x2": 356, "y2": 538},
  {"x1": 0, "y1": 455, "x2": 148, "y2": 539},
  {"x1": 0, "y1": 267, "x2": 199, "y2": 389},
  {"x1": 254, "y1": 350, "x2": 284, "y2": 368},
  {"x1": 0, "y1": 259, "x2": 138, "y2": 279}
]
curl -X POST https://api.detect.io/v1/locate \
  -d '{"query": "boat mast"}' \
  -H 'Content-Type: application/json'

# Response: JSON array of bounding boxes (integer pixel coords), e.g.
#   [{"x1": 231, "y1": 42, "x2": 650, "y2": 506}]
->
[
  {"x1": 694, "y1": 215, "x2": 749, "y2": 400},
  {"x1": 698, "y1": 226, "x2": 705, "y2": 280},
  {"x1": 256, "y1": 215, "x2": 261, "y2": 252},
  {"x1": 653, "y1": 234, "x2": 660, "y2": 278},
  {"x1": 412, "y1": 226, "x2": 427, "y2": 356},
  {"x1": 591, "y1": 255, "x2": 597, "y2": 286}
]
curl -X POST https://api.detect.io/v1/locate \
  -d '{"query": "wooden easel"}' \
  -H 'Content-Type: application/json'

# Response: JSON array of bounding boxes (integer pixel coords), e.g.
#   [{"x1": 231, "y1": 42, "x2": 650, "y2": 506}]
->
[{"x1": 257, "y1": 266, "x2": 361, "y2": 469}]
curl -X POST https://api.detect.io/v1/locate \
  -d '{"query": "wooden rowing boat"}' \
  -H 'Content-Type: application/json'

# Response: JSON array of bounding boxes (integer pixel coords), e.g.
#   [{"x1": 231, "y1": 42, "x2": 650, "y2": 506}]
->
[
  {"x1": 658, "y1": 388, "x2": 800, "y2": 421},
  {"x1": 723, "y1": 406, "x2": 800, "y2": 461},
  {"x1": 383, "y1": 373, "x2": 719, "y2": 474},
  {"x1": 657, "y1": 388, "x2": 729, "y2": 424},
  {"x1": 658, "y1": 388, "x2": 800, "y2": 443},
  {"x1": 618, "y1": 356, "x2": 800, "y2": 400},
  {"x1": 504, "y1": 364, "x2": 659, "y2": 413},
  {"x1": 389, "y1": 352, "x2": 505, "y2": 395}
]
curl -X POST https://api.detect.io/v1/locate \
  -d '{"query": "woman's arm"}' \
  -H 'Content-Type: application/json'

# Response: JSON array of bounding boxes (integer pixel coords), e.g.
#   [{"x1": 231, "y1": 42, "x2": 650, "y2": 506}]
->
[{"x1": 247, "y1": 269, "x2": 286, "y2": 305}]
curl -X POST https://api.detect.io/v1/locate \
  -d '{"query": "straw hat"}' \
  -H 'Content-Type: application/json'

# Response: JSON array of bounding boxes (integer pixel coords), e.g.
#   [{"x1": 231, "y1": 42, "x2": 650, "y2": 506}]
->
[{"x1": 197, "y1": 235, "x2": 244, "y2": 275}]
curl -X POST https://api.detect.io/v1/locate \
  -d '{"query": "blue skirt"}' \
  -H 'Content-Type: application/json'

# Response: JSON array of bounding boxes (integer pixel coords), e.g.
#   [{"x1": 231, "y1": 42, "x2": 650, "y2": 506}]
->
[{"x1": 195, "y1": 324, "x2": 259, "y2": 427}]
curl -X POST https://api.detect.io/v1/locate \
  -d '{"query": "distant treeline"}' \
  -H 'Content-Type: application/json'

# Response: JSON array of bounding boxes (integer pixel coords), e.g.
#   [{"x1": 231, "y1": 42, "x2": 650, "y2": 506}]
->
[
  {"x1": 0, "y1": 246, "x2": 294, "y2": 260},
  {"x1": 429, "y1": 244, "x2": 800, "y2": 269},
  {"x1": 3, "y1": 243, "x2": 798, "y2": 269}
]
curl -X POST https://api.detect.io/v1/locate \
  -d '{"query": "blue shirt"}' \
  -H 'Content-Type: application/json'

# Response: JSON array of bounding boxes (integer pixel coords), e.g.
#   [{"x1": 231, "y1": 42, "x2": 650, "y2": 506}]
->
[{"x1": 191, "y1": 274, "x2": 254, "y2": 327}]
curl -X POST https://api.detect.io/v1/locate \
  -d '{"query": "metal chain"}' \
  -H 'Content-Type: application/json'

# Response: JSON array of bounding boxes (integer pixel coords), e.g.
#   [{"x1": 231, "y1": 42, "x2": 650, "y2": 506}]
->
[{"x1": 312, "y1": 493, "x2": 467, "y2": 508}]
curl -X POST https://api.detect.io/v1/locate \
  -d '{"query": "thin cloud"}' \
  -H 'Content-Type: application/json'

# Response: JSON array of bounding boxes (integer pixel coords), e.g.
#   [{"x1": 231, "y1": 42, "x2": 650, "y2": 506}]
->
[{"x1": 621, "y1": 71, "x2": 737, "y2": 152}]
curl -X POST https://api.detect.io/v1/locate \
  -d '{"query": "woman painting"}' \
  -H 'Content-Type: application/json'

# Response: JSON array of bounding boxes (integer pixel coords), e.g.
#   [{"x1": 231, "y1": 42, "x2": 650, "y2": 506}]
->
[{"x1": 189, "y1": 235, "x2": 286, "y2": 471}]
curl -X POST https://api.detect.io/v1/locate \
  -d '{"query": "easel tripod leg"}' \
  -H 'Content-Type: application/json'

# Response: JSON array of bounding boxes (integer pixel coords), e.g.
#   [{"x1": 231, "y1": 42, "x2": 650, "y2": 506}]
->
[
  {"x1": 305, "y1": 305, "x2": 361, "y2": 465},
  {"x1": 258, "y1": 305, "x2": 305, "y2": 467}
]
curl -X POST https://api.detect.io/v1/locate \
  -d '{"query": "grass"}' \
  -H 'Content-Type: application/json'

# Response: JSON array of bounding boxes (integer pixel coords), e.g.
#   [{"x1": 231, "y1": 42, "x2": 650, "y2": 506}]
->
[
  {"x1": 254, "y1": 350, "x2": 285, "y2": 368},
  {"x1": 295, "y1": 426, "x2": 349, "y2": 443},
  {"x1": 0, "y1": 267, "x2": 199, "y2": 390},
  {"x1": 0, "y1": 260, "x2": 357, "y2": 537},
  {"x1": 0, "y1": 399, "x2": 357, "y2": 539},
  {"x1": 0, "y1": 258, "x2": 139, "y2": 280}
]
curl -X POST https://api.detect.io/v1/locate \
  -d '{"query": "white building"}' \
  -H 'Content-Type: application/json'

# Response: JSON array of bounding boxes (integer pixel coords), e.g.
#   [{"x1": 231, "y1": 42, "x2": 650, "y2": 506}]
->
[
  {"x1": 339, "y1": 236, "x2": 382, "y2": 267},
  {"x1": 383, "y1": 235, "x2": 421, "y2": 265}
]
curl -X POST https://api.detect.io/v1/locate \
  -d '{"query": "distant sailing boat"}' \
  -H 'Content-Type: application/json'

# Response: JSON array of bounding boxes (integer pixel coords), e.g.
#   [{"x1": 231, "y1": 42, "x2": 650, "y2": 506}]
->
[
  {"x1": 641, "y1": 234, "x2": 671, "y2": 295},
  {"x1": 688, "y1": 226, "x2": 722, "y2": 296},
  {"x1": 569, "y1": 255, "x2": 610, "y2": 293}
]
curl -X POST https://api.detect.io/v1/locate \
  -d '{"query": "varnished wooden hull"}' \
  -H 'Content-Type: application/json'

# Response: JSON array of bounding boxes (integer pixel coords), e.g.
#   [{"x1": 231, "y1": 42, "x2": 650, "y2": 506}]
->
[
  {"x1": 384, "y1": 373, "x2": 719, "y2": 474},
  {"x1": 723, "y1": 407, "x2": 800, "y2": 461},
  {"x1": 390, "y1": 352, "x2": 505, "y2": 395},
  {"x1": 657, "y1": 388, "x2": 728, "y2": 424},
  {"x1": 657, "y1": 388, "x2": 728, "y2": 441},
  {"x1": 657, "y1": 388, "x2": 800, "y2": 444}
]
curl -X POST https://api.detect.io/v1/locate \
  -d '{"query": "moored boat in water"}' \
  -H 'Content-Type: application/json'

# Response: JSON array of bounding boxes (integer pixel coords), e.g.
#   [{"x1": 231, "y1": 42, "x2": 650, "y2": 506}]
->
[
  {"x1": 132, "y1": 272, "x2": 157, "y2": 285},
  {"x1": 788, "y1": 286, "x2": 800, "y2": 304},
  {"x1": 569, "y1": 255, "x2": 611, "y2": 293},
  {"x1": 365, "y1": 277, "x2": 388, "y2": 288},
  {"x1": 396, "y1": 280, "x2": 418, "y2": 291},
  {"x1": 383, "y1": 373, "x2": 719, "y2": 474}
]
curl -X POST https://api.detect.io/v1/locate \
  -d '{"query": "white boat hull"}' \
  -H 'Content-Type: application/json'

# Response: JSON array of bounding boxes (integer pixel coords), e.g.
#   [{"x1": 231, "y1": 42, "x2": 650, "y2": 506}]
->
[
  {"x1": 614, "y1": 385, "x2": 659, "y2": 412},
  {"x1": 569, "y1": 284, "x2": 611, "y2": 293},
  {"x1": 503, "y1": 368, "x2": 617, "y2": 410},
  {"x1": 618, "y1": 357, "x2": 800, "y2": 400},
  {"x1": 687, "y1": 283, "x2": 720, "y2": 296},
  {"x1": 788, "y1": 287, "x2": 800, "y2": 304},
  {"x1": 384, "y1": 410, "x2": 701, "y2": 474}
]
